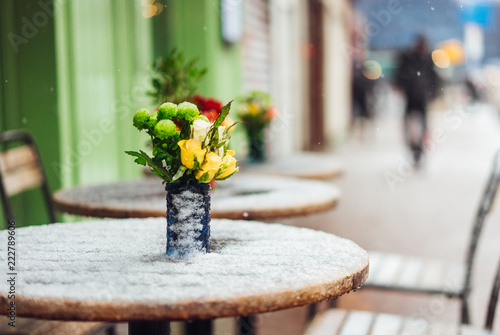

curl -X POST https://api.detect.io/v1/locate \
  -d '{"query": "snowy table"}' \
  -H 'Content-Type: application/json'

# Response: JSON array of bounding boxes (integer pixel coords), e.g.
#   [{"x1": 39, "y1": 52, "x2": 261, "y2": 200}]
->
[
  {"x1": 244, "y1": 152, "x2": 344, "y2": 180},
  {"x1": 0, "y1": 218, "x2": 369, "y2": 335},
  {"x1": 53, "y1": 174, "x2": 341, "y2": 220}
]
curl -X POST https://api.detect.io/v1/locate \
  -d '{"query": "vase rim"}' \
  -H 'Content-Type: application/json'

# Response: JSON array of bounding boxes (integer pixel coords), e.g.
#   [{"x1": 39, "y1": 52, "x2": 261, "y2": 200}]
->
[{"x1": 165, "y1": 183, "x2": 211, "y2": 191}]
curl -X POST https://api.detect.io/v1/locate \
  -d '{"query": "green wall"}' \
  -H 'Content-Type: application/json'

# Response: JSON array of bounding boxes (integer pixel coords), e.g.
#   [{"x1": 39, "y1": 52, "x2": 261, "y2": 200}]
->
[
  {"x1": 160, "y1": 0, "x2": 242, "y2": 103},
  {"x1": 0, "y1": 0, "x2": 243, "y2": 227},
  {"x1": 0, "y1": 0, "x2": 60, "y2": 227},
  {"x1": 54, "y1": 0, "x2": 154, "y2": 188}
]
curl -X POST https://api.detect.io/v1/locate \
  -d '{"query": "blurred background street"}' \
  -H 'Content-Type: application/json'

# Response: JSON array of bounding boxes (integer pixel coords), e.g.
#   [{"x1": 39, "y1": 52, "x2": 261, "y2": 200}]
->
[{"x1": 259, "y1": 91, "x2": 500, "y2": 334}]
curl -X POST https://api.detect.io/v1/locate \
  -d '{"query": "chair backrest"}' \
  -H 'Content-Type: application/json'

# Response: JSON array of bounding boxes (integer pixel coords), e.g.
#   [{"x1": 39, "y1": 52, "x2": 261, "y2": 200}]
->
[
  {"x1": 463, "y1": 149, "x2": 500, "y2": 297},
  {"x1": 485, "y1": 257, "x2": 500, "y2": 330},
  {"x1": 0, "y1": 130, "x2": 56, "y2": 224}
]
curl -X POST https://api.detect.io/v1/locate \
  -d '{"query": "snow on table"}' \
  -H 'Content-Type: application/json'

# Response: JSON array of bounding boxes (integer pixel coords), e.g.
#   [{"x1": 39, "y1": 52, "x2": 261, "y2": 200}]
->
[
  {"x1": 0, "y1": 218, "x2": 368, "y2": 322},
  {"x1": 244, "y1": 152, "x2": 344, "y2": 180},
  {"x1": 53, "y1": 174, "x2": 341, "y2": 220}
]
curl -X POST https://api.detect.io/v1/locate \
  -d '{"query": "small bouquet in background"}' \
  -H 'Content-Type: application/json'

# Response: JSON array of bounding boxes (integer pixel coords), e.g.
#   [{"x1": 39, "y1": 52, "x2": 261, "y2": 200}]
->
[
  {"x1": 126, "y1": 101, "x2": 238, "y2": 184},
  {"x1": 237, "y1": 91, "x2": 277, "y2": 162}
]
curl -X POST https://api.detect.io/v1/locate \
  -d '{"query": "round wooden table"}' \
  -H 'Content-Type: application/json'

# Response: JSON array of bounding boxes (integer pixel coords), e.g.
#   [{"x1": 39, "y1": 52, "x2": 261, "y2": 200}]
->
[
  {"x1": 53, "y1": 174, "x2": 341, "y2": 220},
  {"x1": 0, "y1": 218, "x2": 368, "y2": 335},
  {"x1": 244, "y1": 152, "x2": 344, "y2": 180}
]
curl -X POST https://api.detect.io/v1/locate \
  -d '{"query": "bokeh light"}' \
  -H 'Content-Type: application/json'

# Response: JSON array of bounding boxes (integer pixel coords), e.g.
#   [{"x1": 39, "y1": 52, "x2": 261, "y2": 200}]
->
[
  {"x1": 432, "y1": 49, "x2": 451, "y2": 68},
  {"x1": 142, "y1": 0, "x2": 163, "y2": 18},
  {"x1": 362, "y1": 60, "x2": 382, "y2": 80},
  {"x1": 439, "y1": 40, "x2": 465, "y2": 65}
]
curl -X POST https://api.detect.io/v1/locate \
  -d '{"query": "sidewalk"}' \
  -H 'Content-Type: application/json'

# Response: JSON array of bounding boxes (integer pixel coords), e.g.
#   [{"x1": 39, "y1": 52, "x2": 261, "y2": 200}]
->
[{"x1": 259, "y1": 99, "x2": 500, "y2": 334}]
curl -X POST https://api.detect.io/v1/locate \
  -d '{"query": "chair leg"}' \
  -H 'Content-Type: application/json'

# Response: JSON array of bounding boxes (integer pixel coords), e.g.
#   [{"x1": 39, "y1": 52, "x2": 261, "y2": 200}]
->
[
  {"x1": 237, "y1": 316, "x2": 255, "y2": 335},
  {"x1": 461, "y1": 298, "x2": 470, "y2": 324},
  {"x1": 307, "y1": 303, "x2": 317, "y2": 321},
  {"x1": 105, "y1": 324, "x2": 116, "y2": 335}
]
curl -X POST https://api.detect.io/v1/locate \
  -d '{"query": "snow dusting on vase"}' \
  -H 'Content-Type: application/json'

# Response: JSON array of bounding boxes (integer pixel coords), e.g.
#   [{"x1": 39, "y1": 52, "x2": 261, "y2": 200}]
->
[{"x1": 166, "y1": 183, "x2": 211, "y2": 257}]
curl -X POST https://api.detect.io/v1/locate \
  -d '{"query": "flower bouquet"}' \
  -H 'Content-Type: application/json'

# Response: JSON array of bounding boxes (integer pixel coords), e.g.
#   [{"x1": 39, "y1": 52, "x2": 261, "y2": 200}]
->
[
  {"x1": 237, "y1": 91, "x2": 277, "y2": 162},
  {"x1": 126, "y1": 101, "x2": 238, "y2": 257}
]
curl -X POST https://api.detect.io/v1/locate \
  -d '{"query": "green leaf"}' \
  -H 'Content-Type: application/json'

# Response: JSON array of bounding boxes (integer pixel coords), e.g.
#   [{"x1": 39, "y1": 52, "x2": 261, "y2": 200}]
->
[
  {"x1": 215, "y1": 167, "x2": 239, "y2": 181},
  {"x1": 172, "y1": 166, "x2": 187, "y2": 182},
  {"x1": 215, "y1": 140, "x2": 227, "y2": 149},
  {"x1": 125, "y1": 150, "x2": 172, "y2": 182},
  {"x1": 224, "y1": 121, "x2": 240, "y2": 135},
  {"x1": 198, "y1": 172, "x2": 211, "y2": 183},
  {"x1": 192, "y1": 158, "x2": 202, "y2": 171},
  {"x1": 205, "y1": 101, "x2": 232, "y2": 150},
  {"x1": 213, "y1": 100, "x2": 232, "y2": 129},
  {"x1": 133, "y1": 156, "x2": 147, "y2": 166}
]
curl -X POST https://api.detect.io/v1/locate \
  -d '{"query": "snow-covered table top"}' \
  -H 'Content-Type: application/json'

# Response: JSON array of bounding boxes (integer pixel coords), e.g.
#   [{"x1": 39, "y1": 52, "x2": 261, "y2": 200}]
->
[
  {"x1": 53, "y1": 174, "x2": 341, "y2": 220},
  {"x1": 0, "y1": 218, "x2": 368, "y2": 322},
  {"x1": 244, "y1": 152, "x2": 344, "y2": 180}
]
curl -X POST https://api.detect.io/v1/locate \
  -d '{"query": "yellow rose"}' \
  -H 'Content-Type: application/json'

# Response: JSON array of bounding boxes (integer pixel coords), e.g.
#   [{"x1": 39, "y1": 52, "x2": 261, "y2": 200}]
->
[
  {"x1": 216, "y1": 151, "x2": 239, "y2": 180},
  {"x1": 178, "y1": 139, "x2": 207, "y2": 169},
  {"x1": 196, "y1": 152, "x2": 223, "y2": 182},
  {"x1": 248, "y1": 102, "x2": 260, "y2": 116}
]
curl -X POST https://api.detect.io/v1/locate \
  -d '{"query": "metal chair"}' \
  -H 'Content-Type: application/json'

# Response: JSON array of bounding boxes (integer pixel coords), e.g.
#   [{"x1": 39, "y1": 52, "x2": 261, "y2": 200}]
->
[
  {"x1": 304, "y1": 257, "x2": 500, "y2": 335},
  {"x1": 0, "y1": 130, "x2": 116, "y2": 335},
  {"x1": 362, "y1": 149, "x2": 500, "y2": 324},
  {"x1": 0, "y1": 129, "x2": 56, "y2": 224}
]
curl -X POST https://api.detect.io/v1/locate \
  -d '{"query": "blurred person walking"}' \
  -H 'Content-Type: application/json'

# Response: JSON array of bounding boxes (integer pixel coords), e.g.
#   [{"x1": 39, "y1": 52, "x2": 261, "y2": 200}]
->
[
  {"x1": 351, "y1": 59, "x2": 376, "y2": 138},
  {"x1": 394, "y1": 35, "x2": 440, "y2": 165}
]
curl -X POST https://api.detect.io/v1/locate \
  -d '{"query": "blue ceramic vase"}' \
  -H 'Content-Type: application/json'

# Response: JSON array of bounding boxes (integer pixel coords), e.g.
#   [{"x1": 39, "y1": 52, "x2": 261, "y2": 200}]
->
[{"x1": 165, "y1": 183, "x2": 211, "y2": 257}]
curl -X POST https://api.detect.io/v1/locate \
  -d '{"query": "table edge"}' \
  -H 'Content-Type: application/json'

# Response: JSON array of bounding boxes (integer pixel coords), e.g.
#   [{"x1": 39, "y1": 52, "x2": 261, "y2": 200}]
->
[
  {"x1": 53, "y1": 188, "x2": 340, "y2": 220},
  {"x1": 0, "y1": 263, "x2": 368, "y2": 322}
]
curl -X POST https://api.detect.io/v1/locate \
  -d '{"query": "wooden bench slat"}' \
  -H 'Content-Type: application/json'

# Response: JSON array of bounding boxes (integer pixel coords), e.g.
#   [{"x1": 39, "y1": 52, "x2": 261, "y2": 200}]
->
[
  {"x1": 396, "y1": 256, "x2": 424, "y2": 288},
  {"x1": 35, "y1": 321, "x2": 108, "y2": 335},
  {"x1": 3, "y1": 163, "x2": 43, "y2": 196},
  {"x1": 428, "y1": 321, "x2": 458, "y2": 335},
  {"x1": 418, "y1": 259, "x2": 446, "y2": 291},
  {"x1": 370, "y1": 313, "x2": 403, "y2": 335},
  {"x1": 400, "y1": 317, "x2": 429, "y2": 335},
  {"x1": 364, "y1": 252, "x2": 466, "y2": 296},
  {"x1": 459, "y1": 325, "x2": 493, "y2": 335},
  {"x1": 366, "y1": 252, "x2": 382, "y2": 281},
  {"x1": 0, "y1": 317, "x2": 110, "y2": 335},
  {"x1": 442, "y1": 262, "x2": 466, "y2": 294},
  {"x1": 367, "y1": 253, "x2": 404, "y2": 286},
  {"x1": 0, "y1": 317, "x2": 40, "y2": 333},
  {"x1": 304, "y1": 309, "x2": 348, "y2": 335},
  {"x1": 339, "y1": 311, "x2": 375, "y2": 335},
  {"x1": 0, "y1": 145, "x2": 37, "y2": 173},
  {"x1": 305, "y1": 310, "x2": 496, "y2": 335}
]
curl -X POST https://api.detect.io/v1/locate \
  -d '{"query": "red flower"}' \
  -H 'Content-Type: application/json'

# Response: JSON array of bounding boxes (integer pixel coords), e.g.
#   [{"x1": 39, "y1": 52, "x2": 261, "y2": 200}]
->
[
  {"x1": 191, "y1": 95, "x2": 223, "y2": 113},
  {"x1": 266, "y1": 107, "x2": 278, "y2": 119},
  {"x1": 203, "y1": 99, "x2": 223, "y2": 113},
  {"x1": 201, "y1": 110, "x2": 219, "y2": 122}
]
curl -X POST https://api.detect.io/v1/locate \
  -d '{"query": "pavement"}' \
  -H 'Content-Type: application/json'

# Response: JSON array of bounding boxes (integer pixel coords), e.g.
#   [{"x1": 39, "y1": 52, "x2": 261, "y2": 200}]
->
[{"x1": 258, "y1": 94, "x2": 500, "y2": 335}]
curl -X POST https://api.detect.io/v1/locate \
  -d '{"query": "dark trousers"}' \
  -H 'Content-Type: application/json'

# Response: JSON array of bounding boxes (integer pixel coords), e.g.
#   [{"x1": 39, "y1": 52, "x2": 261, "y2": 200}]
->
[{"x1": 404, "y1": 96, "x2": 427, "y2": 147}]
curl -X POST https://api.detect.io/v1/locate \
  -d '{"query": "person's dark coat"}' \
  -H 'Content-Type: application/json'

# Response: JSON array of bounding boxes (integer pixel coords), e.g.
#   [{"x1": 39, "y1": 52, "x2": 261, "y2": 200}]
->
[{"x1": 394, "y1": 49, "x2": 440, "y2": 111}]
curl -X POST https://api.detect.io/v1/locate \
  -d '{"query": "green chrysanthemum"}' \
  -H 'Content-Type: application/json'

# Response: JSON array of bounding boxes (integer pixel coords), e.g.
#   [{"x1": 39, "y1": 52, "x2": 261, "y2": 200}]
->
[
  {"x1": 133, "y1": 109, "x2": 151, "y2": 130},
  {"x1": 154, "y1": 119, "x2": 178, "y2": 139},
  {"x1": 176, "y1": 102, "x2": 200, "y2": 122},
  {"x1": 158, "y1": 102, "x2": 178, "y2": 120}
]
